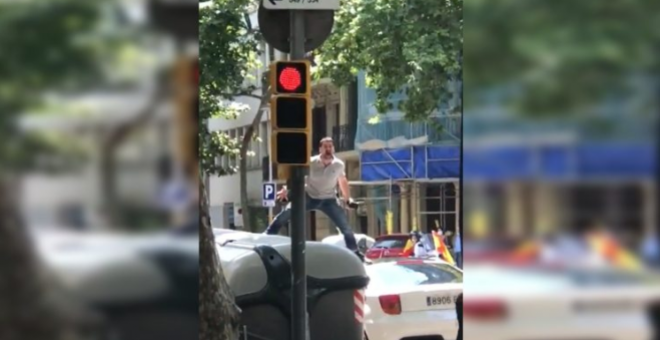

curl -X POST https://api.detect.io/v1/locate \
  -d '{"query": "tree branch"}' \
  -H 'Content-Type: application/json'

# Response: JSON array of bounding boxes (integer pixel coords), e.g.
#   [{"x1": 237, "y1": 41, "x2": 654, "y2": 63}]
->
[
  {"x1": 238, "y1": 84, "x2": 272, "y2": 229},
  {"x1": 240, "y1": 86, "x2": 272, "y2": 155},
  {"x1": 104, "y1": 83, "x2": 169, "y2": 147}
]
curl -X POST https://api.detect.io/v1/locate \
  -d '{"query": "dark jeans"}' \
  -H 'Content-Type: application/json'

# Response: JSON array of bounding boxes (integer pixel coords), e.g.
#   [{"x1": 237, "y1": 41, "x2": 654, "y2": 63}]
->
[
  {"x1": 455, "y1": 251, "x2": 462, "y2": 268},
  {"x1": 264, "y1": 194, "x2": 358, "y2": 251},
  {"x1": 456, "y1": 293, "x2": 463, "y2": 340}
]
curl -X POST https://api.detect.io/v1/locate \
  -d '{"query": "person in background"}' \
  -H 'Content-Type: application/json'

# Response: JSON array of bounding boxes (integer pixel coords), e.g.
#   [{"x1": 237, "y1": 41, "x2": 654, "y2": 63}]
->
[
  {"x1": 411, "y1": 231, "x2": 429, "y2": 258},
  {"x1": 453, "y1": 228, "x2": 462, "y2": 268},
  {"x1": 641, "y1": 231, "x2": 659, "y2": 268}
]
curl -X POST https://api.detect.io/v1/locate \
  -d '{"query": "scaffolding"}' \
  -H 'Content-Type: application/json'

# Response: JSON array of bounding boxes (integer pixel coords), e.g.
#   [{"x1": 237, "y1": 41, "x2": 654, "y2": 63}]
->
[
  {"x1": 348, "y1": 142, "x2": 460, "y2": 237},
  {"x1": 348, "y1": 178, "x2": 459, "y2": 237}
]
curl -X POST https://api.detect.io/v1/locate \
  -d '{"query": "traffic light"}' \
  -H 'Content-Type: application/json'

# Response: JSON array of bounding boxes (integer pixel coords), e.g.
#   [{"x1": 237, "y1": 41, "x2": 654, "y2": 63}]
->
[
  {"x1": 270, "y1": 60, "x2": 310, "y2": 95},
  {"x1": 269, "y1": 61, "x2": 312, "y2": 166}
]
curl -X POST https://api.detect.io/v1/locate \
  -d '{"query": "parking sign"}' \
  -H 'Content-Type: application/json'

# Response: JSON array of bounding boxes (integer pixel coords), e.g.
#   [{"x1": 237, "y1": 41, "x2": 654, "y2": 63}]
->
[{"x1": 262, "y1": 182, "x2": 276, "y2": 207}]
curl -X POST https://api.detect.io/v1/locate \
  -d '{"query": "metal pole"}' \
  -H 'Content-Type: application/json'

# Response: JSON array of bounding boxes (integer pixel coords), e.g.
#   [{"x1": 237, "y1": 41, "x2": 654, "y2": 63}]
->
[
  {"x1": 458, "y1": 52, "x2": 464, "y2": 245},
  {"x1": 267, "y1": 109, "x2": 274, "y2": 222},
  {"x1": 289, "y1": 9, "x2": 309, "y2": 340}
]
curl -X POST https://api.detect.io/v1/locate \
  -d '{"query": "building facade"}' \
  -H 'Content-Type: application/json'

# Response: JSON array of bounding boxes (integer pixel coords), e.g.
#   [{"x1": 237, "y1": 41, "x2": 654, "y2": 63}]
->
[
  {"x1": 208, "y1": 14, "x2": 463, "y2": 238},
  {"x1": 462, "y1": 97, "x2": 657, "y2": 248}
]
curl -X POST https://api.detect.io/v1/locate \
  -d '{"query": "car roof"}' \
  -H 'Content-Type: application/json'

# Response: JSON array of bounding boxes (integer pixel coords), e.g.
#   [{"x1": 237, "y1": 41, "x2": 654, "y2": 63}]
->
[{"x1": 375, "y1": 234, "x2": 409, "y2": 240}]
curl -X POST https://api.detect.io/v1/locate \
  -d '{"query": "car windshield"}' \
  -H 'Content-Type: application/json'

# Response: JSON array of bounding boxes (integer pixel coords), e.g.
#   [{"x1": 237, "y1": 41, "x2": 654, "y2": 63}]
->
[
  {"x1": 372, "y1": 238, "x2": 407, "y2": 249},
  {"x1": 367, "y1": 262, "x2": 462, "y2": 290}
]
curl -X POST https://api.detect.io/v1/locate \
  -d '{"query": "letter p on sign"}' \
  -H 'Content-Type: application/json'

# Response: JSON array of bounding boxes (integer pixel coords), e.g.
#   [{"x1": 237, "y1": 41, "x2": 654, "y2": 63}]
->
[{"x1": 262, "y1": 182, "x2": 276, "y2": 207}]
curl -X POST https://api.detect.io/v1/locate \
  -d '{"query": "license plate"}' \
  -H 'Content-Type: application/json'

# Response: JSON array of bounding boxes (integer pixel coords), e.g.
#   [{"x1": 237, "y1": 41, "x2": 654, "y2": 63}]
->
[{"x1": 426, "y1": 295, "x2": 458, "y2": 307}]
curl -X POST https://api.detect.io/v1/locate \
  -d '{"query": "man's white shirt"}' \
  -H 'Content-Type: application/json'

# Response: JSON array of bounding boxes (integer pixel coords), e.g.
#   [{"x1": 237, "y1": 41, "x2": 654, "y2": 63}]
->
[
  {"x1": 414, "y1": 242, "x2": 429, "y2": 258},
  {"x1": 305, "y1": 155, "x2": 346, "y2": 199}
]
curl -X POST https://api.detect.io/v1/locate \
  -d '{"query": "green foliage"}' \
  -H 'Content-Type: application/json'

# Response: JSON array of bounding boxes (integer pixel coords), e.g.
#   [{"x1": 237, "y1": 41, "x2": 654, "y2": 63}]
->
[
  {"x1": 0, "y1": 1, "x2": 102, "y2": 171},
  {"x1": 199, "y1": 0, "x2": 262, "y2": 176},
  {"x1": 317, "y1": 0, "x2": 463, "y2": 121},
  {"x1": 463, "y1": 0, "x2": 660, "y2": 114}
]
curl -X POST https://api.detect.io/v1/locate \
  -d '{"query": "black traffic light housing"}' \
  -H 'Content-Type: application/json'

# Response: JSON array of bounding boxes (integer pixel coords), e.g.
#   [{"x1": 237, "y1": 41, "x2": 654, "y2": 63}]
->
[
  {"x1": 269, "y1": 60, "x2": 312, "y2": 166},
  {"x1": 273, "y1": 132, "x2": 310, "y2": 165},
  {"x1": 271, "y1": 96, "x2": 309, "y2": 129}
]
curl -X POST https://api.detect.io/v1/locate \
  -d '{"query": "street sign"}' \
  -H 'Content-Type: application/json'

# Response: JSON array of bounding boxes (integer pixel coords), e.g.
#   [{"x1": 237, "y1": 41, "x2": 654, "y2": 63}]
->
[
  {"x1": 262, "y1": 182, "x2": 276, "y2": 207},
  {"x1": 258, "y1": 4, "x2": 334, "y2": 53},
  {"x1": 263, "y1": 0, "x2": 340, "y2": 10}
]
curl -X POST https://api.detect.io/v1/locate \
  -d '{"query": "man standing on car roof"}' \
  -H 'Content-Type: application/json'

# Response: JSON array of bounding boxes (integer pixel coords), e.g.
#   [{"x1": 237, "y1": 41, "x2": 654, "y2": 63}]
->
[{"x1": 264, "y1": 137, "x2": 363, "y2": 261}]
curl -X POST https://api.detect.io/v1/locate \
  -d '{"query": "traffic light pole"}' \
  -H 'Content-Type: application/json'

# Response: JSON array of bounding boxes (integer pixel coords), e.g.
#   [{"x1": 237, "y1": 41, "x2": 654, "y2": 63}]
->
[{"x1": 289, "y1": 9, "x2": 310, "y2": 340}]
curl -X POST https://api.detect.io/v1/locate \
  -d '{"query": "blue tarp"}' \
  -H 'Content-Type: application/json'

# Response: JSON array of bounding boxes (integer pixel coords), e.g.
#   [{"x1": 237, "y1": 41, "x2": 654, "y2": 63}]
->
[
  {"x1": 360, "y1": 145, "x2": 460, "y2": 181},
  {"x1": 359, "y1": 142, "x2": 656, "y2": 181}
]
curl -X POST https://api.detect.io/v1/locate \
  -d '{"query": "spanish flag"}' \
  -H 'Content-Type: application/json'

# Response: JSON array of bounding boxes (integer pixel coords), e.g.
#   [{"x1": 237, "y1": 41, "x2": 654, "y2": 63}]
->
[
  {"x1": 402, "y1": 239, "x2": 414, "y2": 257},
  {"x1": 587, "y1": 233, "x2": 642, "y2": 270},
  {"x1": 432, "y1": 231, "x2": 455, "y2": 265},
  {"x1": 510, "y1": 240, "x2": 540, "y2": 262},
  {"x1": 385, "y1": 210, "x2": 393, "y2": 235}
]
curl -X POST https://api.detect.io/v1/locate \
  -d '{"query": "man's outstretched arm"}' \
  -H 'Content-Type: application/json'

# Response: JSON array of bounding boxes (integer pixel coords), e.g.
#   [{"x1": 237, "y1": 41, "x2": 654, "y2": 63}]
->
[{"x1": 338, "y1": 174, "x2": 350, "y2": 201}]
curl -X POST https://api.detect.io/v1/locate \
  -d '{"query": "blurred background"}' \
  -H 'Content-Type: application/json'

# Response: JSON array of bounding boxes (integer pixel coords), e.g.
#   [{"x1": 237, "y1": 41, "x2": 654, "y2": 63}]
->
[
  {"x1": 2, "y1": 0, "x2": 198, "y2": 233},
  {"x1": 463, "y1": 1, "x2": 659, "y2": 339},
  {"x1": 2, "y1": 0, "x2": 660, "y2": 339},
  {"x1": 0, "y1": 1, "x2": 199, "y2": 339}
]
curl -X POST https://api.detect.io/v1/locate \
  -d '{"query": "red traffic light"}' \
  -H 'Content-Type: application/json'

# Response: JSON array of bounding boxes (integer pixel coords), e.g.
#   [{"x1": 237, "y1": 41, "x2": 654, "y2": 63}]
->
[
  {"x1": 273, "y1": 61, "x2": 309, "y2": 94},
  {"x1": 278, "y1": 67, "x2": 302, "y2": 91}
]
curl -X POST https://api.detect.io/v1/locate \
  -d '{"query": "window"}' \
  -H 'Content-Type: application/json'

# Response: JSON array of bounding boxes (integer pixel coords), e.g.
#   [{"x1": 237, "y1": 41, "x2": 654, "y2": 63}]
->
[
  {"x1": 564, "y1": 183, "x2": 644, "y2": 241},
  {"x1": 372, "y1": 236, "x2": 409, "y2": 249},
  {"x1": 247, "y1": 125, "x2": 260, "y2": 169},
  {"x1": 268, "y1": 44, "x2": 275, "y2": 63},
  {"x1": 256, "y1": 40, "x2": 267, "y2": 85},
  {"x1": 259, "y1": 120, "x2": 269, "y2": 159},
  {"x1": 214, "y1": 124, "x2": 269, "y2": 173},
  {"x1": 228, "y1": 129, "x2": 237, "y2": 168},
  {"x1": 422, "y1": 182, "x2": 458, "y2": 233}
]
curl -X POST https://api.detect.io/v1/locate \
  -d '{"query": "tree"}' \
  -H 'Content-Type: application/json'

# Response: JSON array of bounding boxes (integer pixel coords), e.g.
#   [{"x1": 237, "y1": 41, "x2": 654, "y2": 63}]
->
[
  {"x1": 463, "y1": 0, "x2": 660, "y2": 115},
  {"x1": 198, "y1": 1, "x2": 267, "y2": 338},
  {"x1": 199, "y1": 174, "x2": 242, "y2": 340},
  {"x1": 199, "y1": 0, "x2": 269, "y2": 231},
  {"x1": 317, "y1": 0, "x2": 463, "y2": 121},
  {"x1": 0, "y1": 2, "x2": 103, "y2": 339}
]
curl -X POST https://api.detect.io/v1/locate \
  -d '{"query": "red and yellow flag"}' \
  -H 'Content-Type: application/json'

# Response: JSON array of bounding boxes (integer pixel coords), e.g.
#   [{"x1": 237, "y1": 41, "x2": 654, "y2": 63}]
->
[
  {"x1": 402, "y1": 239, "x2": 414, "y2": 257},
  {"x1": 510, "y1": 240, "x2": 540, "y2": 262},
  {"x1": 587, "y1": 233, "x2": 641, "y2": 270},
  {"x1": 431, "y1": 231, "x2": 455, "y2": 265}
]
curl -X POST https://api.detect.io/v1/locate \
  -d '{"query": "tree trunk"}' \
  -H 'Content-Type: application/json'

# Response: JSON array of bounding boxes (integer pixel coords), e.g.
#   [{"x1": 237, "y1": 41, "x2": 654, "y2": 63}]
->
[
  {"x1": 239, "y1": 87, "x2": 272, "y2": 231},
  {"x1": 99, "y1": 143, "x2": 118, "y2": 226},
  {"x1": 0, "y1": 179, "x2": 75, "y2": 340},
  {"x1": 99, "y1": 84, "x2": 168, "y2": 226},
  {"x1": 199, "y1": 176, "x2": 242, "y2": 340}
]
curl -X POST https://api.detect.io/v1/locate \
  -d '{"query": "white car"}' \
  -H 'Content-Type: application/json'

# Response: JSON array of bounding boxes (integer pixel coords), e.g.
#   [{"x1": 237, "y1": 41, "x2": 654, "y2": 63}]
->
[
  {"x1": 465, "y1": 263, "x2": 660, "y2": 340},
  {"x1": 363, "y1": 259, "x2": 462, "y2": 340},
  {"x1": 322, "y1": 233, "x2": 375, "y2": 254}
]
